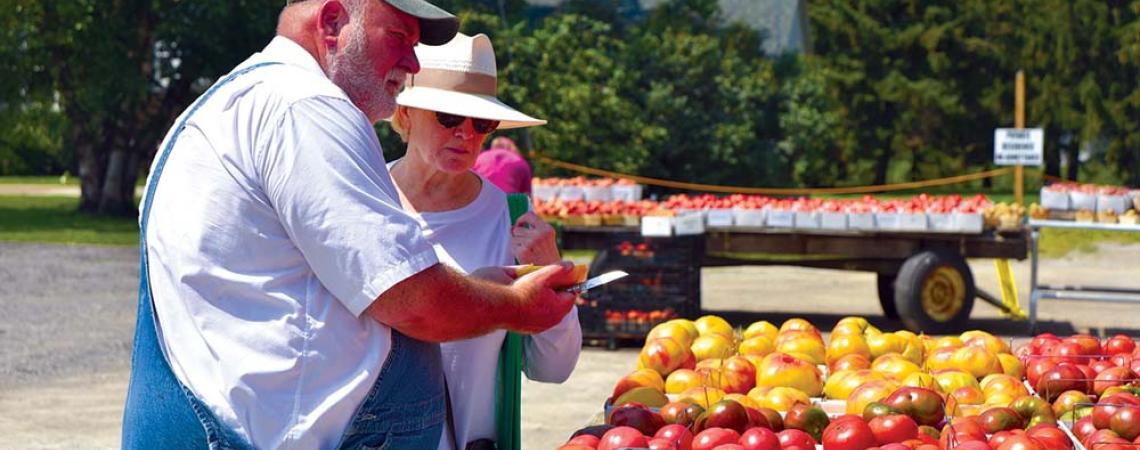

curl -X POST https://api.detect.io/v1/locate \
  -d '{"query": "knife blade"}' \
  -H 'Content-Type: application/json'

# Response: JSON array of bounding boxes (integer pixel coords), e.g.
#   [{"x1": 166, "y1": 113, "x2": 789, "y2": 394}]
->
[{"x1": 564, "y1": 270, "x2": 628, "y2": 294}]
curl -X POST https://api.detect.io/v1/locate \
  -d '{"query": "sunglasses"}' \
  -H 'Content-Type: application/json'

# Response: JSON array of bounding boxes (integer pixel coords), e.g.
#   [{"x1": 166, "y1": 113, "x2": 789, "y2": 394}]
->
[{"x1": 434, "y1": 112, "x2": 500, "y2": 134}]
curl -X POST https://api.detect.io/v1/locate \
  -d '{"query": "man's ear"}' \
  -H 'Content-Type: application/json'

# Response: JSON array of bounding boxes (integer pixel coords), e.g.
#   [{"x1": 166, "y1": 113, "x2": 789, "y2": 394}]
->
[{"x1": 317, "y1": 0, "x2": 351, "y2": 51}]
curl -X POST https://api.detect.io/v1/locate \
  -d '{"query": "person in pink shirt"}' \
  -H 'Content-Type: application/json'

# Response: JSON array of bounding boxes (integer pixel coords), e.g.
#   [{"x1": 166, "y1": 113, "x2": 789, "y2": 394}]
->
[{"x1": 472, "y1": 136, "x2": 533, "y2": 195}]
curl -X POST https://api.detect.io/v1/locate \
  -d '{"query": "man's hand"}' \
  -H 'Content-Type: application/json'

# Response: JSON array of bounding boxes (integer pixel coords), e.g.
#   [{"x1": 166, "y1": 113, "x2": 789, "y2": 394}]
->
[{"x1": 501, "y1": 262, "x2": 577, "y2": 335}]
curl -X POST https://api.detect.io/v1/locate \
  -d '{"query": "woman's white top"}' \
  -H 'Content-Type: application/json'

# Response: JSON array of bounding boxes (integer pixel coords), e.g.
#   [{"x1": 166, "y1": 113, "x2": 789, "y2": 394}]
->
[{"x1": 388, "y1": 162, "x2": 582, "y2": 450}]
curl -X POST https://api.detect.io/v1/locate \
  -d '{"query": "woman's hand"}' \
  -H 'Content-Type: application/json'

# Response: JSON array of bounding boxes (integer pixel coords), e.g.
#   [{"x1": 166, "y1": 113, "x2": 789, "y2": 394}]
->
[{"x1": 510, "y1": 212, "x2": 560, "y2": 265}]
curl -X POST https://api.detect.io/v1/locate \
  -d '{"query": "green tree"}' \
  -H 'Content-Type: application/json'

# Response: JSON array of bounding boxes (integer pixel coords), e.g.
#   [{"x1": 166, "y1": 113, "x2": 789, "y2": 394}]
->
[{"x1": 7, "y1": 0, "x2": 279, "y2": 215}]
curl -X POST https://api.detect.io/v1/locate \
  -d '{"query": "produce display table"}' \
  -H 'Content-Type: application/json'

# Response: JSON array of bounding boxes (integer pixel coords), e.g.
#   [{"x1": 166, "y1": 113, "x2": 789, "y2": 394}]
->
[
  {"x1": 1027, "y1": 219, "x2": 1140, "y2": 333},
  {"x1": 561, "y1": 225, "x2": 1028, "y2": 336}
]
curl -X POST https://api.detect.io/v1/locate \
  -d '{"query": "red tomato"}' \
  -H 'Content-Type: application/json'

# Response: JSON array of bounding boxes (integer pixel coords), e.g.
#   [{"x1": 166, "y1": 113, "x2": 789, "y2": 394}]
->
[
  {"x1": 776, "y1": 428, "x2": 817, "y2": 449},
  {"x1": 566, "y1": 434, "x2": 600, "y2": 447},
  {"x1": 598, "y1": 426, "x2": 649, "y2": 450},
  {"x1": 1072, "y1": 416, "x2": 1098, "y2": 443},
  {"x1": 869, "y1": 414, "x2": 919, "y2": 444},
  {"x1": 1026, "y1": 424, "x2": 1074, "y2": 450},
  {"x1": 955, "y1": 440, "x2": 995, "y2": 450},
  {"x1": 693, "y1": 428, "x2": 741, "y2": 450},
  {"x1": 737, "y1": 427, "x2": 779, "y2": 450},
  {"x1": 1104, "y1": 335, "x2": 1136, "y2": 355},
  {"x1": 655, "y1": 424, "x2": 695, "y2": 450},
  {"x1": 996, "y1": 435, "x2": 1044, "y2": 450},
  {"x1": 710, "y1": 445, "x2": 744, "y2": 450},
  {"x1": 989, "y1": 430, "x2": 1020, "y2": 448},
  {"x1": 822, "y1": 418, "x2": 877, "y2": 450},
  {"x1": 648, "y1": 437, "x2": 679, "y2": 450},
  {"x1": 944, "y1": 417, "x2": 988, "y2": 442}
]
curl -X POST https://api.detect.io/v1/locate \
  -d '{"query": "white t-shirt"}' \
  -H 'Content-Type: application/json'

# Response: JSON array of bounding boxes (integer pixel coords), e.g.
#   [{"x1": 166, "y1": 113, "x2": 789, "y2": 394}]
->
[
  {"x1": 142, "y1": 36, "x2": 439, "y2": 450},
  {"x1": 386, "y1": 162, "x2": 582, "y2": 450}
]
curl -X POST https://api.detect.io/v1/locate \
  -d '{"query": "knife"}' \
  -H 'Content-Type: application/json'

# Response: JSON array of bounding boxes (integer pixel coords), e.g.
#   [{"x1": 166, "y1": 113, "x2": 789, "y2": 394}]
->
[{"x1": 564, "y1": 270, "x2": 629, "y2": 294}]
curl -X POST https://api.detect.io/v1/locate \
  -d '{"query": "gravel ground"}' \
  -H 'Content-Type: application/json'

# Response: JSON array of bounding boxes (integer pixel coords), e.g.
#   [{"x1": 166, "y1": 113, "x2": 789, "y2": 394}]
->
[
  {"x1": 0, "y1": 243, "x2": 137, "y2": 389},
  {"x1": 1, "y1": 241, "x2": 1138, "y2": 449}
]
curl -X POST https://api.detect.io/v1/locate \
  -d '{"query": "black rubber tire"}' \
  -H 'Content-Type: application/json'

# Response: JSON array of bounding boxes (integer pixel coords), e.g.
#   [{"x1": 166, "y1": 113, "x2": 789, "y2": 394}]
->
[
  {"x1": 877, "y1": 273, "x2": 900, "y2": 320},
  {"x1": 894, "y1": 250, "x2": 976, "y2": 334}
]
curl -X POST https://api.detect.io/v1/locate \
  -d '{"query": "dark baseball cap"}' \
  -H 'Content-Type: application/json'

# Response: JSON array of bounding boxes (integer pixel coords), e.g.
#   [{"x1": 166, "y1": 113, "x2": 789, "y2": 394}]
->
[{"x1": 286, "y1": 0, "x2": 459, "y2": 46}]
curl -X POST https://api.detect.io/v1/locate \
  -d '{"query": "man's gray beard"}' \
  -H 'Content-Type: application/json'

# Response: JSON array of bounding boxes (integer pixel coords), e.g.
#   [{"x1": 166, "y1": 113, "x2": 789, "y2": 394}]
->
[{"x1": 328, "y1": 25, "x2": 397, "y2": 123}]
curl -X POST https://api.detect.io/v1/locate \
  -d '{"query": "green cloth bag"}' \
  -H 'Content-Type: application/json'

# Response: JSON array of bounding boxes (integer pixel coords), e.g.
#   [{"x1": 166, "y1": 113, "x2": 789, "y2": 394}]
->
[{"x1": 495, "y1": 193, "x2": 530, "y2": 450}]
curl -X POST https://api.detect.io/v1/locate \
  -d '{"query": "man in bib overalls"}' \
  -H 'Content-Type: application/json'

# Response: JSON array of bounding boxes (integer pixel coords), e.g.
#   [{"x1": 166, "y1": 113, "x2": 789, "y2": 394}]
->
[{"x1": 121, "y1": 1, "x2": 578, "y2": 449}]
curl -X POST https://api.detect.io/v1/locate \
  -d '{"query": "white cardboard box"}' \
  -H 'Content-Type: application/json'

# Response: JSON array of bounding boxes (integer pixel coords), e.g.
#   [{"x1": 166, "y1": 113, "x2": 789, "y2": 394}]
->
[{"x1": 819, "y1": 212, "x2": 847, "y2": 230}]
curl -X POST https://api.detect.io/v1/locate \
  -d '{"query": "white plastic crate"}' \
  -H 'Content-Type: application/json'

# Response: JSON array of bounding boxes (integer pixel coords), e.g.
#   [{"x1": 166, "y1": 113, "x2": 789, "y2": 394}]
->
[
  {"x1": 558, "y1": 186, "x2": 584, "y2": 201},
  {"x1": 639, "y1": 216, "x2": 672, "y2": 237},
  {"x1": 819, "y1": 212, "x2": 847, "y2": 230},
  {"x1": 766, "y1": 210, "x2": 795, "y2": 228},
  {"x1": 1098, "y1": 194, "x2": 1130, "y2": 214},
  {"x1": 875, "y1": 212, "x2": 901, "y2": 231},
  {"x1": 899, "y1": 213, "x2": 928, "y2": 232},
  {"x1": 582, "y1": 186, "x2": 611, "y2": 202},
  {"x1": 532, "y1": 185, "x2": 559, "y2": 201},
  {"x1": 1070, "y1": 191, "x2": 1096, "y2": 211},
  {"x1": 1040, "y1": 188, "x2": 1070, "y2": 210},
  {"x1": 610, "y1": 184, "x2": 643, "y2": 202},
  {"x1": 848, "y1": 213, "x2": 876, "y2": 231},
  {"x1": 929, "y1": 213, "x2": 956, "y2": 233},
  {"x1": 705, "y1": 208, "x2": 734, "y2": 227},
  {"x1": 794, "y1": 211, "x2": 821, "y2": 229},
  {"x1": 956, "y1": 212, "x2": 984, "y2": 234},
  {"x1": 732, "y1": 208, "x2": 765, "y2": 227},
  {"x1": 674, "y1": 212, "x2": 706, "y2": 235}
]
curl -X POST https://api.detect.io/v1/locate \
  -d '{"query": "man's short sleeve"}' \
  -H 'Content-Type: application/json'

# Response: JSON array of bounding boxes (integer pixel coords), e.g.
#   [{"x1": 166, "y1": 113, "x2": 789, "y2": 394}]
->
[{"x1": 257, "y1": 96, "x2": 438, "y2": 316}]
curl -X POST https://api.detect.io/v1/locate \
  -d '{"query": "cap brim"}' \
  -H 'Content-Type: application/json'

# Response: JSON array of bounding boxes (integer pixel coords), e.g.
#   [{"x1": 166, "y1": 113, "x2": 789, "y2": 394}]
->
[
  {"x1": 384, "y1": 0, "x2": 459, "y2": 46},
  {"x1": 397, "y1": 86, "x2": 546, "y2": 130}
]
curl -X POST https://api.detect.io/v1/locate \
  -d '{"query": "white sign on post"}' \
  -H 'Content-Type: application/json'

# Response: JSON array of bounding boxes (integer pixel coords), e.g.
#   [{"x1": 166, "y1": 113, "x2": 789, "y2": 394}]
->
[{"x1": 994, "y1": 128, "x2": 1044, "y2": 166}]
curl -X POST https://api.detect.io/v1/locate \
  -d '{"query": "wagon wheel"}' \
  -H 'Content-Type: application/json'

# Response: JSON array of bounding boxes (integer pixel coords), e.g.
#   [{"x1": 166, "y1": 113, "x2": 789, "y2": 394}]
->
[
  {"x1": 876, "y1": 272, "x2": 900, "y2": 320},
  {"x1": 894, "y1": 250, "x2": 975, "y2": 334}
]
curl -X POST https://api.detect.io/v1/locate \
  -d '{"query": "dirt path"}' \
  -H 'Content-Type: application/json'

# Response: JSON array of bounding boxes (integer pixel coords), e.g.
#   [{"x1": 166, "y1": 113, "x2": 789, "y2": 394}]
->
[
  {"x1": 0, "y1": 184, "x2": 142, "y2": 197},
  {"x1": 0, "y1": 185, "x2": 81, "y2": 196},
  {"x1": 1, "y1": 242, "x2": 1137, "y2": 449}
]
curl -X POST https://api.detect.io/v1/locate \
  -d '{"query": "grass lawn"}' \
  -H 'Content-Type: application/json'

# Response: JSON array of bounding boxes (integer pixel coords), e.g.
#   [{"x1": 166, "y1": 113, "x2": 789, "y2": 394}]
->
[
  {"x1": 1038, "y1": 227, "x2": 1140, "y2": 258},
  {"x1": 0, "y1": 196, "x2": 138, "y2": 246}
]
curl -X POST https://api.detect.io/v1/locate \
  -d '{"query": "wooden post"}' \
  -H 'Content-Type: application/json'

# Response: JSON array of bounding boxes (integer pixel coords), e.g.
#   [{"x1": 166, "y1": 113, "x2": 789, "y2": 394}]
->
[{"x1": 1015, "y1": 71, "x2": 1025, "y2": 206}]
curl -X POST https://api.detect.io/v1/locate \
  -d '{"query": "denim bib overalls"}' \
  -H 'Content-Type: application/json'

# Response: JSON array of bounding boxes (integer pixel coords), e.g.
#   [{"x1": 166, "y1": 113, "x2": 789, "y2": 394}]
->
[{"x1": 121, "y1": 62, "x2": 446, "y2": 450}]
